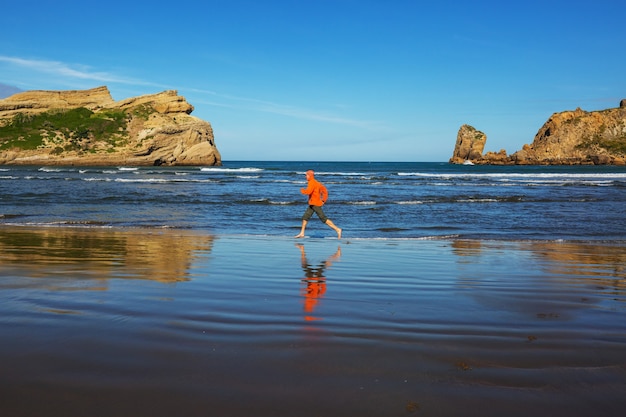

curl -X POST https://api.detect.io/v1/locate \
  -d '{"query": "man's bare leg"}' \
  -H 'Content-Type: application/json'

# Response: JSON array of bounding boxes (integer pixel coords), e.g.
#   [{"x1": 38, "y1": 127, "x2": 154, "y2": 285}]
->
[
  {"x1": 295, "y1": 220, "x2": 308, "y2": 238},
  {"x1": 325, "y1": 220, "x2": 342, "y2": 239}
]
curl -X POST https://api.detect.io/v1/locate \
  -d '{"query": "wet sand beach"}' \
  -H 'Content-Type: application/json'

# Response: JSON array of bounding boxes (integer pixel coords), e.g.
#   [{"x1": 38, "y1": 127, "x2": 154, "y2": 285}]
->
[{"x1": 1, "y1": 226, "x2": 625, "y2": 417}]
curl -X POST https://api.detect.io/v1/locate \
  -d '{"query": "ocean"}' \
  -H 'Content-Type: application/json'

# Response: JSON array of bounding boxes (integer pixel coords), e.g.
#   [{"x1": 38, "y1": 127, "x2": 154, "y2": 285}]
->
[
  {"x1": 1, "y1": 161, "x2": 626, "y2": 417},
  {"x1": 1, "y1": 161, "x2": 625, "y2": 240}
]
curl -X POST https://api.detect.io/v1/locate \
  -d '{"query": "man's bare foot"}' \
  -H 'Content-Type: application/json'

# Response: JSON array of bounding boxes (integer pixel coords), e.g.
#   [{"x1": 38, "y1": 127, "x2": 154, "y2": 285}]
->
[
  {"x1": 294, "y1": 233, "x2": 304, "y2": 238},
  {"x1": 337, "y1": 228, "x2": 342, "y2": 239}
]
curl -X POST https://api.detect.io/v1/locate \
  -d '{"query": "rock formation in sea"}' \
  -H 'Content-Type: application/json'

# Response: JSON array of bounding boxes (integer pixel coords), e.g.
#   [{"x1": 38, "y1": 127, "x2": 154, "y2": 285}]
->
[
  {"x1": 0, "y1": 86, "x2": 221, "y2": 166},
  {"x1": 449, "y1": 124, "x2": 487, "y2": 164},
  {"x1": 451, "y1": 99, "x2": 626, "y2": 165}
]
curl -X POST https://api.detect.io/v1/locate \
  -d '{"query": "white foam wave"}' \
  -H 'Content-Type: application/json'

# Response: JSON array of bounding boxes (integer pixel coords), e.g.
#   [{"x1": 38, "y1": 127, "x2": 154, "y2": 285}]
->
[
  {"x1": 114, "y1": 178, "x2": 170, "y2": 183},
  {"x1": 349, "y1": 201, "x2": 377, "y2": 205},
  {"x1": 84, "y1": 177, "x2": 112, "y2": 182},
  {"x1": 200, "y1": 167, "x2": 263, "y2": 173},
  {"x1": 398, "y1": 172, "x2": 626, "y2": 179},
  {"x1": 343, "y1": 234, "x2": 462, "y2": 241},
  {"x1": 396, "y1": 200, "x2": 424, "y2": 205},
  {"x1": 81, "y1": 177, "x2": 217, "y2": 184},
  {"x1": 298, "y1": 170, "x2": 369, "y2": 176},
  {"x1": 457, "y1": 198, "x2": 498, "y2": 203},
  {"x1": 3, "y1": 221, "x2": 113, "y2": 228}
]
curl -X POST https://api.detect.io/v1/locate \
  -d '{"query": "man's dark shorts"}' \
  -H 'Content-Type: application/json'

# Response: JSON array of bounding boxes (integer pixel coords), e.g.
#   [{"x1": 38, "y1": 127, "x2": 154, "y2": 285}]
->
[{"x1": 302, "y1": 205, "x2": 328, "y2": 223}]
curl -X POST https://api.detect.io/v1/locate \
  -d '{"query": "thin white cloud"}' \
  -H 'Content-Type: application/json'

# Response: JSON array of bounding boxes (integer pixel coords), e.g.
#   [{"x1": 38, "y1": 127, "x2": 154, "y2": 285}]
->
[
  {"x1": 0, "y1": 55, "x2": 384, "y2": 130},
  {"x1": 189, "y1": 87, "x2": 384, "y2": 130},
  {"x1": 0, "y1": 55, "x2": 146, "y2": 85}
]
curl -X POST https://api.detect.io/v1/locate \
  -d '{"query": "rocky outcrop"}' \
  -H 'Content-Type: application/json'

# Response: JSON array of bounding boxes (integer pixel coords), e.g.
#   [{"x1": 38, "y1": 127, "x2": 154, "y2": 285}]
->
[
  {"x1": 451, "y1": 100, "x2": 626, "y2": 165},
  {"x1": 0, "y1": 86, "x2": 221, "y2": 166},
  {"x1": 115, "y1": 90, "x2": 194, "y2": 115},
  {"x1": 449, "y1": 124, "x2": 487, "y2": 164},
  {"x1": 510, "y1": 103, "x2": 626, "y2": 165},
  {"x1": 0, "y1": 86, "x2": 115, "y2": 118}
]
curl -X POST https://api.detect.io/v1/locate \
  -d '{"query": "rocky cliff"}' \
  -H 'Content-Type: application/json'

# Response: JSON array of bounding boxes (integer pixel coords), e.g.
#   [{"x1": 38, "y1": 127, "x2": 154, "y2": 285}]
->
[
  {"x1": 449, "y1": 124, "x2": 487, "y2": 164},
  {"x1": 451, "y1": 99, "x2": 626, "y2": 165},
  {"x1": 0, "y1": 86, "x2": 221, "y2": 166}
]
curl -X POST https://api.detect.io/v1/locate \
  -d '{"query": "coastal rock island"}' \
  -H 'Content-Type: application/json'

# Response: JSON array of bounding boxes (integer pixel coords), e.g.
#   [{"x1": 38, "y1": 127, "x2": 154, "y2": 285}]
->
[
  {"x1": 448, "y1": 124, "x2": 488, "y2": 164},
  {"x1": 451, "y1": 99, "x2": 626, "y2": 165},
  {"x1": 0, "y1": 86, "x2": 221, "y2": 166}
]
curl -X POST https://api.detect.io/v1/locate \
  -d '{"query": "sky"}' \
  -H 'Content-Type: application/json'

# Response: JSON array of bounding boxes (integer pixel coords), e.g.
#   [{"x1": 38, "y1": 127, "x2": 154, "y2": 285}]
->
[{"x1": 1, "y1": 0, "x2": 625, "y2": 162}]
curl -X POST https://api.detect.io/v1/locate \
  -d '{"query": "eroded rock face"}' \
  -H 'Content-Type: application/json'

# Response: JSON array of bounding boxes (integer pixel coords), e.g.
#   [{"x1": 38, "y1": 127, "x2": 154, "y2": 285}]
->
[
  {"x1": 452, "y1": 100, "x2": 626, "y2": 165},
  {"x1": 0, "y1": 86, "x2": 115, "y2": 118},
  {"x1": 115, "y1": 90, "x2": 194, "y2": 115},
  {"x1": 0, "y1": 86, "x2": 221, "y2": 166},
  {"x1": 510, "y1": 105, "x2": 626, "y2": 165},
  {"x1": 449, "y1": 124, "x2": 487, "y2": 164}
]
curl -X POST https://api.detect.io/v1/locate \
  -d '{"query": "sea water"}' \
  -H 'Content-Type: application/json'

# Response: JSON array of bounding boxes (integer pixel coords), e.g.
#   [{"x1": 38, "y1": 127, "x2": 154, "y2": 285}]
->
[
  {"x1": 1, "y1": 161, "x2": 625, "y2": 241},
  {"x1": 1, "y1": 162, "x2": 626, "y2": 416}
]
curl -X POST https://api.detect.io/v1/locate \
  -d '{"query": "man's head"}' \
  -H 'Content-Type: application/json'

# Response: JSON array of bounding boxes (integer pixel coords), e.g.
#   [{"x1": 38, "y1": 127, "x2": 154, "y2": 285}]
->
[{"x1": 305, "y1": 170, "x2": 315, "y2": 180}]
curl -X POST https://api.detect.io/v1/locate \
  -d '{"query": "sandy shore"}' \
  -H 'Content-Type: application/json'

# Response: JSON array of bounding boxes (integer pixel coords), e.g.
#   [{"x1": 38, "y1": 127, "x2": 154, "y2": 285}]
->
[{"x1": 1, "y1": 226, "x2": 625, "y2": 417}]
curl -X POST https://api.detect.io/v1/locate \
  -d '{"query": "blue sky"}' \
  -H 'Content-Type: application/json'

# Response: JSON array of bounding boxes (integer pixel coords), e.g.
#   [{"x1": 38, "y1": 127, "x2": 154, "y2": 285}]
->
[{"x1": 1, "y1": 0, "x2": 624, "y2": 161}]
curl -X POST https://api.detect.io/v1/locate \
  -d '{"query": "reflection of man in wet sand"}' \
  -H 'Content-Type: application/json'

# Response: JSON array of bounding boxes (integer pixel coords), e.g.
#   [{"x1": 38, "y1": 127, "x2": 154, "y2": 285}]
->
[
  {"x1": 296, "y1": 244, "x2": 341, "y2": 321},
  {"x1": 295, "y1": 170, "x2": 342, "y2": 239}
]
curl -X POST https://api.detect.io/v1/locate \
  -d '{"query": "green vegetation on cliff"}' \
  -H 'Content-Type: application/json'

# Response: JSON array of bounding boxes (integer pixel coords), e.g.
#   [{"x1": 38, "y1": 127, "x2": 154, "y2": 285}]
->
[
  {"x1": 0, "y1": 107, "x2": 128, "y2": 152},
  {"x1": 576, "y1": 136, "x2": 626, "y2": 155},
  {"x1": 0, "y1": 87, "x2": 220, "y2": 166},
  {"x1": 575, "y1": 123, "x2": 626, "y2": 155}
]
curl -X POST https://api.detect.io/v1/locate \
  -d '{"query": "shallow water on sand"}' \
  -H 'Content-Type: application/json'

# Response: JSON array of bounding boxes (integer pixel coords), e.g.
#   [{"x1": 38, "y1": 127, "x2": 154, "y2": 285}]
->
[{"x1": 1, "y1": 227, "x2": 625, "y2": 417}]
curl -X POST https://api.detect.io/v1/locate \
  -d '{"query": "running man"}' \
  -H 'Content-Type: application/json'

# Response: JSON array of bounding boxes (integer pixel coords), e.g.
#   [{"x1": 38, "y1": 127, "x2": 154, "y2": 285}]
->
[{"x1": 295, "y1": 170, "x2": 342, "y2": 239}]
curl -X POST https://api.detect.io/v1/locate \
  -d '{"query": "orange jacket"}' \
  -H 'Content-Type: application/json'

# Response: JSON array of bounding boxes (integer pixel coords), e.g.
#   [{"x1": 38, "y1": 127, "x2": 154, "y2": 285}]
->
[{"x1": 301, "y1": 178, "x2": 328, "y2": 206}]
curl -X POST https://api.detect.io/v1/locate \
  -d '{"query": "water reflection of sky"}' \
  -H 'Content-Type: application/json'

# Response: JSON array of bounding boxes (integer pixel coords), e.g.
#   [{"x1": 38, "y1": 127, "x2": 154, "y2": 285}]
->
[{"x1": 1, "y1": 230, "x2": 626, "y2": 416}]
